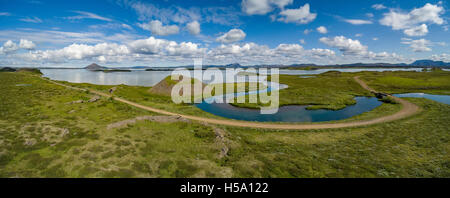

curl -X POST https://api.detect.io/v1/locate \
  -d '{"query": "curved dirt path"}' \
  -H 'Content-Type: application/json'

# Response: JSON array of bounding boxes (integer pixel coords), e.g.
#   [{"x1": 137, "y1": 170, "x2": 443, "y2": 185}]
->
[{"x1": 43, "y1": 76, "x2": 421, "y2": 130}]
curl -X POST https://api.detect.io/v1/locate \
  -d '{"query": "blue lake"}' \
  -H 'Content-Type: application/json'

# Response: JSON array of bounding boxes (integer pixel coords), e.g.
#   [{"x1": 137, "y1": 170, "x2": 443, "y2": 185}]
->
[
  {"x1": 196, "y1": 97, "x2": 382, "y2": 122},
  {"x1": 393, "y1": 93, "x2": 450, "y2": 105},
  {"x1": 196, "y1": 93, "x2": 450, "y2": 122},
  {"x1": 41, "y1": 69, "x2": 172, "y2": 87}
]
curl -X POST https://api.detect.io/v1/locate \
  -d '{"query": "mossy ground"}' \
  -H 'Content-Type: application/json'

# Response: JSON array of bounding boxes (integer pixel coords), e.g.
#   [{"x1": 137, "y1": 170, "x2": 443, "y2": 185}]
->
[{"x1": 360, "y1": 70, "x2": 450, "y2": 95}]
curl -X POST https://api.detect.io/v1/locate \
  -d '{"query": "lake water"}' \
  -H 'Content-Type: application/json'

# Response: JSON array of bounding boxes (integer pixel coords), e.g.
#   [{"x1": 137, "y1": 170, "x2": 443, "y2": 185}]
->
[
  {"x1": 196, "y1": 97, "x2": 382, "y2": 122},
  {"x1": 41, "y1": 68, "x2": 426, "y2": 87},
  {"x1": 393, "y1": 93, "x2": 450, "y2": 105},
  {"x1": 196, "y1": 93, "x2": 450, "y2": 122},
  {"x1": 41, "y1": 69, "x2": 172, "y2": 87}
]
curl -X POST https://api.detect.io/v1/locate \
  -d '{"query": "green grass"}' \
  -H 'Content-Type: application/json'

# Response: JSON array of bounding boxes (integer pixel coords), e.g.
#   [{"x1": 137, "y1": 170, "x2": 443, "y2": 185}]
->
[
  {"x1": 360, "y1": 70, "x2": 450, "y2": 95},
  {"x1": 0, "y1": 71, "x2": 448, "y2": 178}
]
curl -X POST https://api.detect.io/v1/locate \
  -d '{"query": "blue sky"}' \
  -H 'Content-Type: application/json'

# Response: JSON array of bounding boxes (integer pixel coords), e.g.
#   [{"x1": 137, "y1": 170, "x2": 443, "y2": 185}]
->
[{"x1": 0, "y1": 0, "x2": 449, "y2": 67}]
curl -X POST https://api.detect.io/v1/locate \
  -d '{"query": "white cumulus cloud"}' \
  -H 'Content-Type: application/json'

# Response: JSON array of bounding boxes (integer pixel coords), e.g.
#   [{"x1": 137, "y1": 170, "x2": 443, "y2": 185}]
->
[
  {"x1": 19, "y1": 37, "x2": 206, "y2": 63},
  {"x1": 207, "y1": 42, "x2": 339, "y2": 65},
  {"x1": 138, "y1": 20, "x2": 180, "y2": 36},
  {"x1": 310, "y1": 48, "x2": 336, "y2": 57},
  {"x1": 431, "y1": 53, "x2": 450, "y2": 62},
  {"x1": 318, "y1": 36, "x2": 401, "y2": 61},
  {"x1": 304, "y1": 29, "x2": 313, "y2": 35},
  {"x1": 186, "y1": 21, "x2": 201, "y2": 35},
  {"x1": 21, "y1": 43, "x2": 129, "y2": 63},
  {"x1": 275, "y1": 44, "x2": 304, "y2": 55},
  {"x1": 372, "y1": 4, "x2": 387, "y2": 10},
  {"x1": 277, "y1": 4, "x2": 317, "y2": 24},
  {"x1": 19, "y1": 39, "x2": 36, "y2": 50},
  {"x1": 404, "y1": 24, "x2": 429, "y2": 36},
  {"x1": 0, "y1": 40, "x2": 19, "y2": 54},
  {"x1": 165, "y1": 41, "x2": 205, "y2": 56},
  {"x1": 242, "y1": 0, "x2": 273, "y2": 15},
  {"x1": 129, "y1": 36, "x2": 205, "y2": 57},
  {"x1": 241, "y1": 0, "x2": 293, "y2": 15},
  {"x1": 366, "y1": 51, "x2": 403, "y2": 61},
  {"x1": 380, "y1": 3, "x2": 444, "y2": 36},
  {"x1": 209, "y1": 43, "x2": 269, "y2": 57},
  {"x1": 0, "y1": 39, "x2": 36, "y2": 54},
  {"x1": 401, "y1": 38, "x2": 432, "y2": 52},
  {"x1": 344, "y1": 19, "x2": 373, "y2": 25},
  {"x1": 319, "y1": 36, "x2": 368, "y2": 55},
  {"x1": 216, "y1": 29, "x2": 246, "y2": 43},
  {"x1": 271, "y1": 0, "x2": 293, "y2": 9},
  {"x1": 317, "y1": 26, "x2": 328, "y2": 34}
]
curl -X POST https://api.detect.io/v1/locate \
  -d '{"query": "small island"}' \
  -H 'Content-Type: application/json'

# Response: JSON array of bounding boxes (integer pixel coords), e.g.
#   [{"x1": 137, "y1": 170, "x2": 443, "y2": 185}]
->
[{"x1": 84, "y1": 63, "x2": 131, "y2": 72}]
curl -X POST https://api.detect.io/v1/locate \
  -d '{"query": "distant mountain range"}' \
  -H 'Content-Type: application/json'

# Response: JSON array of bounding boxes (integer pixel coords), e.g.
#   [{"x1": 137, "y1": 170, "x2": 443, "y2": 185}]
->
[
  {"x1": 29, "y1": 60, "x2": 450, "y2": 70},
  {"x1": 288, "y1": 60, "x2": 450, "y2": 68},
  {"x1": 128, "y1": 60, "x2": 450, "y2": 69},
  {"x1": 278, "y1": 60, "x2": 450, "y2": 68}
]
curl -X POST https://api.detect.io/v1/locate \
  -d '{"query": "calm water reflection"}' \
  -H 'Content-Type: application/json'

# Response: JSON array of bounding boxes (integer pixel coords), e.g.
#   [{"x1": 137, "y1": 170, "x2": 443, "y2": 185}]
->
[
  {"x1": 196, "y1": 97, "x2": 382, "y2": 122},
  {"x1": 42, "y1": 69, "x2": 172, "y2": 87}
]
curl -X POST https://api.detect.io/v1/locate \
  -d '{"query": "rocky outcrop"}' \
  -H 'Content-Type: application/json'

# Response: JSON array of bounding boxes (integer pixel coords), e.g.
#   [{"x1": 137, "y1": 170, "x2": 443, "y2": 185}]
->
[
  {"x1": 106, "y1": 115, "x2": 190, "y2": 130},
  {"x1": 67, "y1": 100, "x2": 84, "y2": 104},
  {"x1": 66, "y1": 95, "x2": 101, "y2": 104},
  {"x1": 109, "y1": 87, "x2": 117, "y2": 94},
  {"x1": 24, "y1": 139, "x2": 37, "y2": 146},
  {"x1": 88, "y1": 95, "x2": 100, "y2": 102}
]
